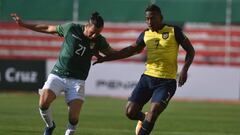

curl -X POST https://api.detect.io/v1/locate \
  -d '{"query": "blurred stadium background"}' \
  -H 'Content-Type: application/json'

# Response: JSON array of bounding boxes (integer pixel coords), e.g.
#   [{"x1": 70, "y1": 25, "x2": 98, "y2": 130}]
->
[
  {"x1": 0, "y1": 0, "x2": 240, "y2": 135},
  {"x1": 0, "y1": 0, "x2": 239, "y2": 99}
]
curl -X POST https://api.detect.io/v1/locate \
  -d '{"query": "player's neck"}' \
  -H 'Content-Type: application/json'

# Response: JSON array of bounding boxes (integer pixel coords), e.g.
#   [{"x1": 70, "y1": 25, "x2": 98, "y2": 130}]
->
[{"x1": 151, "y1": 24, "x2": 164, "y2": 32}]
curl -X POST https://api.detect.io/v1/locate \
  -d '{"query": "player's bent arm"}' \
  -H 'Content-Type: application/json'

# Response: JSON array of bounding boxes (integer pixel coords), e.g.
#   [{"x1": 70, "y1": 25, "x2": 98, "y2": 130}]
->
[
  {"x1": 178, "y1": 38, "x2": 195, "y2": 86},
  {"x1": 180, "y1": 38, "x2": 195, "y2": 72},
  {"x1": 100, "y1": 46, "x2": 117, "y2": 56}
]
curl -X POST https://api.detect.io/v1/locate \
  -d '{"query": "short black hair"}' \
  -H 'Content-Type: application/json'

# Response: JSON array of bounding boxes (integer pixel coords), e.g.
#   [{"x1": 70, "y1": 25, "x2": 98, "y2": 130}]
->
[
  {"x1": 89, "y1": 12, "x2": 104, "y2": 28},
  {"x1": 145, "y1": 4, "x2": 162, "y2": 15}
]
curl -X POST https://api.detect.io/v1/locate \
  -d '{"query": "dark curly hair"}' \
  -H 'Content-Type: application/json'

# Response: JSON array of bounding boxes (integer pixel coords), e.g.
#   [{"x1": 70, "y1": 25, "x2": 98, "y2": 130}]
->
[{"x1": 145, "y1": 4, "x2": 163, "y2": 19}]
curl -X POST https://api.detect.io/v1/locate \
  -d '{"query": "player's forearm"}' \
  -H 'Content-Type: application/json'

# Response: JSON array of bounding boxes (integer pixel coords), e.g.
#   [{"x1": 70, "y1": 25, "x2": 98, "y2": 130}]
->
[
  {"x1": 20, "y1": 23, "x2": 57, "y2": 34},
  {"x1": 182, "y1": 47, "x2": 195, "y2": 72},
  {"x1": 103, "y1": 46, "x2": 136, "y2": 62}
]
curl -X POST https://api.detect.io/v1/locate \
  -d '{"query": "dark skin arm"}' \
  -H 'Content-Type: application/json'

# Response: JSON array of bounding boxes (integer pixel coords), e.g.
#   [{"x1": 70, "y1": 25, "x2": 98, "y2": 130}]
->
[
  {"x1": 178, "y1": 38, "x2": 195, "y2": 87},
  {"x1": 93, "y1": 42, "x2": 145, "y2": 65}
]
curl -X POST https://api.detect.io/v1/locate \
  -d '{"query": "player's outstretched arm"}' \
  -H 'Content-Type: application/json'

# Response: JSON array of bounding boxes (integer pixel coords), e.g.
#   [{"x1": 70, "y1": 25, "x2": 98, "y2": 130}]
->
[
  {"x1": 93, "y1": 43, "x2": 144, "y2": 65},
  {"x1": 10, "y1": 13, "x2": 57, "y2": 35}
]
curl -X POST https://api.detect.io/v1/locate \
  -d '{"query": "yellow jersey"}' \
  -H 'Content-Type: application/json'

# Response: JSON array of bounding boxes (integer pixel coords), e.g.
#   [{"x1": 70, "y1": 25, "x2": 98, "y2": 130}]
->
[{"x1": 136, "y1": 24, "x2": 186, "y2": 79}]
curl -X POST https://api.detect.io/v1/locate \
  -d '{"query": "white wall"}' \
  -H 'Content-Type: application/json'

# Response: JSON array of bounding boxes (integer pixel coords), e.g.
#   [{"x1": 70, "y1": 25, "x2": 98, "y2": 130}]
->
[
  {"x1": 176, "y1": 65, "x2": 240, "y2": 100},
  {"x1": 47, "y1": 60, "x2": 240, "y2": 100}
]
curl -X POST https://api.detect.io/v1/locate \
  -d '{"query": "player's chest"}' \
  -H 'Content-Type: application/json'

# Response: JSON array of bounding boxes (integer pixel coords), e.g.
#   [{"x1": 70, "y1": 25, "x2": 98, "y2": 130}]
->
[
  {"x1": 65, "y1": 32, "x2": 96, "y2": 51},
  {"x1": 65, "y1": 32, "x2": 97, "y2": 56},
  {"x1": 144, "y1": 31, "x2": 176, "y2": 49}
]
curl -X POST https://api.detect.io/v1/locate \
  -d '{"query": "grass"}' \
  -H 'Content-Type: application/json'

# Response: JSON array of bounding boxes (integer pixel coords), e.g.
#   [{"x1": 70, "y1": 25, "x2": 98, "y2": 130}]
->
[{"x1": 0, "y1": 92, "x2": 239, "y2": 135}]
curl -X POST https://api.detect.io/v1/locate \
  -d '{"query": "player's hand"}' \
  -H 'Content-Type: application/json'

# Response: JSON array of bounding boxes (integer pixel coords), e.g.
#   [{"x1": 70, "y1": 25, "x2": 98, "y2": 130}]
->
[
  {"x1": 178, "y1": 69, "x2": 188, "y2": 87},
  {"x1": 92, "y1": 56, "x2": 105, "y2": 65},
  {"x1": 92, "y1": 60, "x2": 101, "y2": 65},
  {"x1": 10, "y1": 13, "x2": 23, "y2": 26}
]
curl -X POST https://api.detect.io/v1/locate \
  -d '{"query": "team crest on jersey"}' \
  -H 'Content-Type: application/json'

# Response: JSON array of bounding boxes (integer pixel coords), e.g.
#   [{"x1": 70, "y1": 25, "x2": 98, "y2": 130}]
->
[
  {"x1": 90, "y1": 42, "x2": 95, "y2": 49},
  {"x1": 162, "y1": 32, "x2": 169, "y2": 39}
]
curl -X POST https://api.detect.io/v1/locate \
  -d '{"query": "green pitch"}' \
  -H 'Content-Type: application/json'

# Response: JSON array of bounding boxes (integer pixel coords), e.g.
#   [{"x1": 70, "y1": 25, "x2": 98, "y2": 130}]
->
[{"x1": 0, "y1": 93, "x2": 239, "y2": 135}]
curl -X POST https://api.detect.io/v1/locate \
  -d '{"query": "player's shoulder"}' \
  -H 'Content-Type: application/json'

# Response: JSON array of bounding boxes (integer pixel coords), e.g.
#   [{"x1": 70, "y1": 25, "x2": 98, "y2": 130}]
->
[
  {"x1": 59, "y1": 22, "x2": 73, "y2": 27},
  {"x1": 96, "y1": 34, "x2": 108, "y2": 43},
  {"x1": 67, "y1": 23, "x2": 82, "y2": 29},
  {"x1": 163, "y1": 23, "x2": 182, "y2": 31},
  {"x1": 162, "y1": 24, "x2": 185, "y2": 36},
  {"x1": 61, "y1": 22, "x2": 83, "y2": 28},
  {"x1": 66, "y1": 23, "x2": 85, "y2": 33},
  {"x1": 57, "y1": 22, "x2": 74, "y2": 31},
  {"x1": 143, "y1": 28, "x2": 150, "y2": 32},
  {"x1": 140, "y1": 28, "x2": 150, "y2": 37},
  {"x1": 73, "y1": 23, "x2": 84, "y2": 27}
]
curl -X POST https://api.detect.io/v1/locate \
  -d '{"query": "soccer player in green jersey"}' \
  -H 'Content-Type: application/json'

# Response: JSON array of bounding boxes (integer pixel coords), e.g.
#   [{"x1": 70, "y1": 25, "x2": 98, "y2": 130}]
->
[
  {"x1": 11, "y1": 12, "x2": 115, "y2": 135},
  {"x1": 94, "y1": 4, "x2": 195, "y2": 135}
]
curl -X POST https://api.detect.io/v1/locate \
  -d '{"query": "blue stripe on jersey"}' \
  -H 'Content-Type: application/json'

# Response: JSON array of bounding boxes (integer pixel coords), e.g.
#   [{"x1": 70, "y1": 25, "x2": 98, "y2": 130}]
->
[
  {"x1": 174, "y1": 26, "x2": 186, "y2": 44},
  {"x1": 136, "y1": 31, "x2": 146, "y2": 46}
]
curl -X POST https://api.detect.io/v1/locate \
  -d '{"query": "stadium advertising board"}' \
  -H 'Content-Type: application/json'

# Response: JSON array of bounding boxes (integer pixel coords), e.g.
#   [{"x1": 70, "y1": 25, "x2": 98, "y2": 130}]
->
[
  {"x1": 87, "y1": 63, "x2": 240, "y2": 100},
  {"x1": 47, "y1": 60, "x2": 240, "y2": 100},
  {"x1": 0, "y1": 60, "x2": 46, "y2": 91},
  {"x1": 46, "y1": 60, "x2": 144, "y2": 97},
  {"x1": 86, "y1": 62, "x2": 144, "y2": 97},
  {"x1": 176, "y1": 65, "x2": 240, "y2": 100}
]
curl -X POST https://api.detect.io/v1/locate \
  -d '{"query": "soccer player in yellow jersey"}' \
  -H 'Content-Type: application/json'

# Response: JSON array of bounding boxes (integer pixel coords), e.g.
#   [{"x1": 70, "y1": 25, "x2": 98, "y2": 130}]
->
[{"x1": 94, "y1": 4, "x2": 195, "y2": 135}]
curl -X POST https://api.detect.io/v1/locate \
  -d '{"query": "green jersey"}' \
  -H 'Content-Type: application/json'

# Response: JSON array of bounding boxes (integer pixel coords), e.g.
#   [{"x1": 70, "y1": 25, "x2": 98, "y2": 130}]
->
[{"x1": 51, "y1": 23, "x2": 110, "y2": 80}]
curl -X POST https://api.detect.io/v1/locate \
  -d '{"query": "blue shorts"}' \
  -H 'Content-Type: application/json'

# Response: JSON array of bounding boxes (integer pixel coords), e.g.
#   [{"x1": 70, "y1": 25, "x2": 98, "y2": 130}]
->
[{"x1": 128, "y1": 74, "x2": 176, "y2": 108}]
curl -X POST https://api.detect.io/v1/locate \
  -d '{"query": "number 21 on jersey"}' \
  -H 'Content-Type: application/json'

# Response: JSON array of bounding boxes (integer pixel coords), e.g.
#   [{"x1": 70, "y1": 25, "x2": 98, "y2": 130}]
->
[{"x1": 75, "y1": 43, "x2": 86, "y2": 56}]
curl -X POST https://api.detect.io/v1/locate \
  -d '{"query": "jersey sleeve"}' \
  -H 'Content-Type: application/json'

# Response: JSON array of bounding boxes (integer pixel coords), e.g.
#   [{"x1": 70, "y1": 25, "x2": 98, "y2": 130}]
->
[
  {"x1": 56, "y1": 23, "x2": 73, "y2": 37},
  {"x1": 174, "y1": 26, "x2": 187, "y2": 44},
  {"x1": 136, "y1": 31, "x2": 146, "y2": 47},
  {"x1": 97, "y1": 36, "x2": 110, "y2": 50}
]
